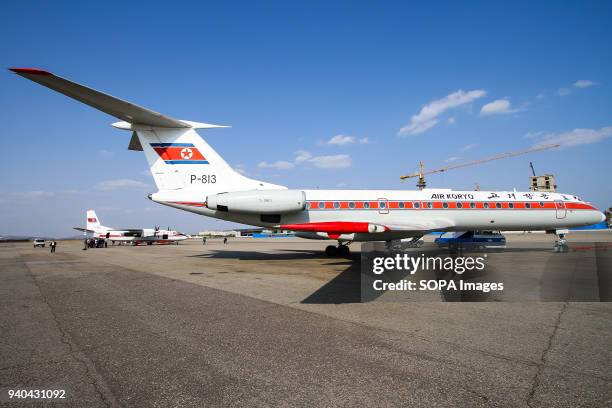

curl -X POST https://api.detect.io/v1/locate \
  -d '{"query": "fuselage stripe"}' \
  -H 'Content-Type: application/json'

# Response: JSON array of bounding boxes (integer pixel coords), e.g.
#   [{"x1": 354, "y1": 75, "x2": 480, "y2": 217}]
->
[{"x1": 168, "y1": 200, "x2": 596, "y2": 211}]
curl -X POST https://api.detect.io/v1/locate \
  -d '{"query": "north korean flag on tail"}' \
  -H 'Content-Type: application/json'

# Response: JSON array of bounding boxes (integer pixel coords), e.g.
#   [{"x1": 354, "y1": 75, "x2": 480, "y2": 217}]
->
[{"x1": 150, "y1": 143, "x2": 209, "y2": 164}]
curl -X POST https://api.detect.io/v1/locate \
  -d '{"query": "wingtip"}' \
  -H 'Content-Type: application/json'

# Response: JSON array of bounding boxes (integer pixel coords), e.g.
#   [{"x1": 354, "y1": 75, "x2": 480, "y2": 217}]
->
[{"x1": 9, "y1": 67, "x2": 52, "y2": 76}]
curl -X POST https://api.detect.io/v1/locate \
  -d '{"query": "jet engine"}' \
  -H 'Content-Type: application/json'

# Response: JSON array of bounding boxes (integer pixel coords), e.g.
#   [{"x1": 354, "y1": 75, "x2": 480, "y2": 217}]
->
[{"x1": 206, "y1": 190, "x2": 306, "y2": 214}]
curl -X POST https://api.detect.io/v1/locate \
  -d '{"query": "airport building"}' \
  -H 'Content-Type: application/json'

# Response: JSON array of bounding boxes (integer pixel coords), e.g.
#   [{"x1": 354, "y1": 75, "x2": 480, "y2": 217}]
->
[{"x1": 529, "y1": 174, "x2": 556, "y2": 192}]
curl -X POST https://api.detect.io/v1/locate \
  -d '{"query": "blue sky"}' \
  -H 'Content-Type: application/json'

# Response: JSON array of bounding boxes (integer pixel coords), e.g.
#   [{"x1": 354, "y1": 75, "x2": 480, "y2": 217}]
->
[{"x1": 1, "y1": 1, "x2": 611, "y2": 236}]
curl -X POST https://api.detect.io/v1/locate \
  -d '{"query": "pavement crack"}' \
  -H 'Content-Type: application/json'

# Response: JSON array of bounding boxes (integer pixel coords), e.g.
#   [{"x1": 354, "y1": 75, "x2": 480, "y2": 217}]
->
[
  {"x1": 526, "y1": 302, "x2": 568, "y2": 408},
  {"x1": 22, "y1": 258, "x2": 120, "y2": 408}
]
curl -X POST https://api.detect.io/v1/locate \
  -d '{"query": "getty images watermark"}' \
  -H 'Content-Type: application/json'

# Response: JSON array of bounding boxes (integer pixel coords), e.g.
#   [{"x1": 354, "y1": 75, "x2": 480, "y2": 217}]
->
[
  {"x1": 370, "y1": 253, "x2": 503, "y2": 293},
  {"x1": 360, "y1": 241, "x2": 611, "y2": 302},
  {"x1": 359, "y1": 242, "x2": 507, "y2": 302}
]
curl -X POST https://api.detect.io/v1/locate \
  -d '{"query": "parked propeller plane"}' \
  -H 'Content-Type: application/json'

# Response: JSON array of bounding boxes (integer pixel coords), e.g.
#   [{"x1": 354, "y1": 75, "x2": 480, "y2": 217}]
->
[
  {"x1": 74, "y1": 210, "x2": 188, "y2": 245},
  {"x1": 11, "y1": 68, "x2": 605, "y2": 255}
]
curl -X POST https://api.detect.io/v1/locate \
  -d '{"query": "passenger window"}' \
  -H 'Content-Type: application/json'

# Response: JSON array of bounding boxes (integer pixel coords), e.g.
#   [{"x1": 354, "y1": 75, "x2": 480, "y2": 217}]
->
[
  {"x1": 349, "y1": 202, "x2": 355, "y2": 209},
  {"x1": 333, "y1": 202, "x2": 340, "y2": 209}
]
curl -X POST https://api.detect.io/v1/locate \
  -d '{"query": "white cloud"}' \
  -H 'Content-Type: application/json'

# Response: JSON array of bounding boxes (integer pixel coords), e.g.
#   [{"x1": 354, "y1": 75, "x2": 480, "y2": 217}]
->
[
  {"x1": 294, "y1": 150, "x2": 312, "y2": 163},
  {"x1": 398, "y1": 89, "x2": 486, "y2": 136},
  {"x1": 524, "y1": 131, "x2": 545, "y2": 139},
  {"x1": 95, "y1": 179, "x2": 149, "y2": 190},
  {"x1": 573, "y1": 80, "x2": 598, "y2": 88},
  {"x1": 259, "y1": 150, "x2": 352, "y2": 171},
  {"x1": 531, "y1": 126, "x2": 612, "y2": 149},
  {"x1": 327, "y1": 134, "x2": 356, "y2": 145},
  {"x1": 308, "y1": 154, "x2": 352, "y2": 169},
  {"x1": 11, "y1": 190, "x2": 55, "y2": 199},
  {"x1": 461, "y1": 143, "x2": 478, "y2": 152},
  {"x1": 359, "y1": 137, "x2": 370, "y2": 144},
  {"x1": 234, "y1": 164, "x2": 247, "y2": 175},
  {"x1": 557, "y1": 88, "x2": 572, "y2": 96},
  {"x1": 257, "y1": 160, "x2": 295, "y2": 170},
  {"x1": 445, "y1": 156, "x2": 461, "y2": 163},
  {"x1": 480, "y1": 98, "x2": 519, "y2": 115}
]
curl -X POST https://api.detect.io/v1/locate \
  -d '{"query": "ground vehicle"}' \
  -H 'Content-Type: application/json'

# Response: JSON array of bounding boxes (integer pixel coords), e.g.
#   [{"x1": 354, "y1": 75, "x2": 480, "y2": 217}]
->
[
  {"x1": 33, "y1": 239, "x2": 45, "y2": 248},
  {"x1": 435, "y1": 231, "x2": 506, "y2": 249}
]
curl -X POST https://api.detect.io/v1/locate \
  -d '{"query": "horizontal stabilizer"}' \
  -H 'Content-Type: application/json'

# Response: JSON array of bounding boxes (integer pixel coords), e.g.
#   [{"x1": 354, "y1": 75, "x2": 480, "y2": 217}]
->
[
  {"x1": 10, "y1": 68, "x2": 190, "y2": 128},
  {"x1": 74, "y1": 227, "x2": 95, "y2": 233}
]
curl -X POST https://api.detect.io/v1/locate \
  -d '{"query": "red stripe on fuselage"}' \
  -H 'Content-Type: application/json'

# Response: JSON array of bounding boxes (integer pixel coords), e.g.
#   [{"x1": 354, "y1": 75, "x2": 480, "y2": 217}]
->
[{"x1": 281, "y1": 222, "x2": 375, "y2": 233}]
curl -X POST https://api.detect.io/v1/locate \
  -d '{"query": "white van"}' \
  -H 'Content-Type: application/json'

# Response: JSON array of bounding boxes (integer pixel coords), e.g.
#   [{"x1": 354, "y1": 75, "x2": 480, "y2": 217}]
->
[{"x1": 33, "y1": 239, "x2": 46, "y2": 248}]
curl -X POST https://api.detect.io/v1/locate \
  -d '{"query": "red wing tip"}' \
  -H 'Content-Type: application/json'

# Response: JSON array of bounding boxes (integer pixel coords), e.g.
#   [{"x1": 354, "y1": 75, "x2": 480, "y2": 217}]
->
[{"x1": 9, "y1": 67, "x2": 52, "y2": 75}]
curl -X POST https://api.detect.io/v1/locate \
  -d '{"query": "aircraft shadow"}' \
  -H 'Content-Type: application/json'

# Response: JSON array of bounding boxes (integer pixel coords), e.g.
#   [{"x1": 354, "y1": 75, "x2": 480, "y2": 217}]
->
[
  {"x1": 189, "y1": 248, "x2": 364, "y2": 304},
  {"x1": 189, "y1": 249, "x2": 337, "y2": 261}
]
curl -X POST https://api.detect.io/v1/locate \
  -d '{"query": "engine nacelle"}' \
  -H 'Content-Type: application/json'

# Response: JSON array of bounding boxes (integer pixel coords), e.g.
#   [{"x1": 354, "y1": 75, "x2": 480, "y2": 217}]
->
[{"x1": 206, "y1": 190, "x2": 306, "y2": 214}]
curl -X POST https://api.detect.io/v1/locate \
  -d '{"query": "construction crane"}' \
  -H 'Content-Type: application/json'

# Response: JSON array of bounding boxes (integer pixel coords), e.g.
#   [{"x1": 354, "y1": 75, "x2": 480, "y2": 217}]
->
[{"x1": 400, "y1": 144, "x2": 560, "y2": 189}]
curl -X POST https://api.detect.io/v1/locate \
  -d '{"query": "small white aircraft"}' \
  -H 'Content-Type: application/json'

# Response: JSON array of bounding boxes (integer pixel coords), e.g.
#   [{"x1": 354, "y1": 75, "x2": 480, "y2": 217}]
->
[
  {"x1": 74, "y1": 210, "x2": 188, "y2": 245},
  {"x1": 12, "y1": 68, "x2": 605, "y2": 255}
]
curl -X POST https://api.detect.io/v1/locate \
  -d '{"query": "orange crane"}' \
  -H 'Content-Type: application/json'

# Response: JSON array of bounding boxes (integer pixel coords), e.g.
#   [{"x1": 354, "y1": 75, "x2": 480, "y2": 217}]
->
[{"x1": 400, "y1": 144, "x2": 560, "y2": 189}]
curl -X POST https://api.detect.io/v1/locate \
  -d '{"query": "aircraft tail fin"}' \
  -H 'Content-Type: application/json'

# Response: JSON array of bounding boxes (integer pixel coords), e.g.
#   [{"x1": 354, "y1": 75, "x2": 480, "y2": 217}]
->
[
  {"x1": 10, "y1": 67, "x2": 285, "y2": 194},
  {"x1": 135, "y1": 127, "x2": 285, "y2": 192},
  {"x1": 86, "y1": 210, "x2": 108, "y2": 231}
]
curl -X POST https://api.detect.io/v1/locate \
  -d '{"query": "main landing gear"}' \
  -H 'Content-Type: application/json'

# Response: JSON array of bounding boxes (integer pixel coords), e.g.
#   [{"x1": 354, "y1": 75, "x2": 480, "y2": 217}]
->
[
  {"x1": 553, "y1": 232, "x2": 569, "y2": 253},
  {"x1": 325, "y1": 243, "x2": 351, "y2": 257}
]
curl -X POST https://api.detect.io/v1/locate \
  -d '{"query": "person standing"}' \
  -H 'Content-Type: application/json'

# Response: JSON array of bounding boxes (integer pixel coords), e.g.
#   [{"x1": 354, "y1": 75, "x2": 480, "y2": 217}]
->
[
  {"x1": 202, "y1": 236, "x2": 207, "y2": 245},
  {"x1": 83, "y1": 238, "x2": 88, "y2": 250},
  {"x1": 223, "y1": 237, "x2": 228, "y2": 245},
  {"x1": 50, "y1": 241, "x2": 56, "y2": 253}
]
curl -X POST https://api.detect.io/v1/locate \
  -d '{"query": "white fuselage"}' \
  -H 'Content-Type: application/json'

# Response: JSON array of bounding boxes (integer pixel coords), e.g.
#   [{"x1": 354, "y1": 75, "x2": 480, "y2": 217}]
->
[
  {"x1": 152, "y1": 188, "x2": 605, "y2": 242},
  {"x1": 92, "y1": 228, "x2": 188, "y2": 244}
]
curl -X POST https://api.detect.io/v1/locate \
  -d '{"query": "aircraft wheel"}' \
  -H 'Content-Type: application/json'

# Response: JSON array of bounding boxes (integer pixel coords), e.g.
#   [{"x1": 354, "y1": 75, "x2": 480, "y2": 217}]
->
[
  {"x1": 338, "y1": 245, "x2": 350, "y2": 257},
  {"x1": 325, "y1": 245, "x2": 338, "y2": 256}
]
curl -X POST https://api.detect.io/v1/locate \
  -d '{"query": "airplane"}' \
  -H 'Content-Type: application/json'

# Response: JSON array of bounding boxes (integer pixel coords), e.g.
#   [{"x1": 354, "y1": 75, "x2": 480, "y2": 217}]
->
[
  {"x1": 74, "y1": 210, "x2": 188, "y2": 245},
  {"x1": 11, "y1": 68, "x2": 605, "y2": 255}
]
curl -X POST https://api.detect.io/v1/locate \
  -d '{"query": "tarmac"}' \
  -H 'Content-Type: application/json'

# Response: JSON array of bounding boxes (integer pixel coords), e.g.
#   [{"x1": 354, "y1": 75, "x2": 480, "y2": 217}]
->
[{"x1": 1, "y1": 232, "x2": 611, "y2": 407}]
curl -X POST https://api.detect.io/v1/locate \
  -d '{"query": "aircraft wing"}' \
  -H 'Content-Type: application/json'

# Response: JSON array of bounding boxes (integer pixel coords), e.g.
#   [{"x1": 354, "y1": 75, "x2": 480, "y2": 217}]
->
[
  {"x1": 9, "y1": 68, "x2": 189, "y2": 128},
  {"x1": 384, "y1": 219, "x2": 456, "y2": 232},
  {"x1": 281, "y1": 219, "x2": 455, "y2": 234}
]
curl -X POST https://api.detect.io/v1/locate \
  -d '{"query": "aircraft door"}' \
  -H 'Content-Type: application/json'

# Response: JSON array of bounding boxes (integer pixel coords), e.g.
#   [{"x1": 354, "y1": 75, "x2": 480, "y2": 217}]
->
[
  {"x1": 555, "y1": 201, "x2": 567, "y2": 219},
  {"x1": 378, "y1": 198, "x2": 389, "y2": 214}
]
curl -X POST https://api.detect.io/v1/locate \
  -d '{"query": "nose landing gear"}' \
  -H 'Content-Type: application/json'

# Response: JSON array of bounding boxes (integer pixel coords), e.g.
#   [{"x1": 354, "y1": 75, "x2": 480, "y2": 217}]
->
[{"x1": 325, "y1": 243, "x2": 351, "y2": 257}]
